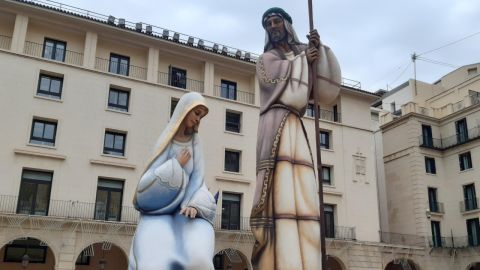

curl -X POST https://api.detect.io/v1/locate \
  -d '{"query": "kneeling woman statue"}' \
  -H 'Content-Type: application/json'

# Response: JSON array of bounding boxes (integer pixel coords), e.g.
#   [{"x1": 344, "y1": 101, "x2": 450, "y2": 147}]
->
[{"x1": 129, "y1": 92, "x2": 216, "y2": 270}]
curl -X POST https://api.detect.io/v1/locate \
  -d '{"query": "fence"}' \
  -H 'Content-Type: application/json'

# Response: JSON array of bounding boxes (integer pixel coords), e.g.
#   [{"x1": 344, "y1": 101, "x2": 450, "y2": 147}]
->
[
  {"x1": 379, "y1": 231, "x2": 426, "y2": 247},
  {"x1": 213, "y1": 85, "x2": 255, "y2": 105},
  {"x1": 95, "y1": 57, "x2": 147, "y2": 80},
  {"x1": 0, "y1": 35, "x2": 12, "y2": 50},
  {"x1": 24, "y1": 41, "x2": 84, "y2": 66},
  {"x1": 328, "y1": 226, "x2": 356, "y2": 240},
  {"x1": 419, "y1": 127, "x2": 480, "y2": 150},
  {"x1": 214, "y1": 214, "x2": 251, "y2": 232},
  {"x1": 158, "y1": 72, "x2": 204, "y2": 93}
]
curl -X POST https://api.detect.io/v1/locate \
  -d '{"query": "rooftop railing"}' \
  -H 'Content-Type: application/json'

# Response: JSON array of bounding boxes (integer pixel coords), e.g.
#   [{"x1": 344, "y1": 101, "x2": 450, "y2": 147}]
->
[
  {"x1": 24, "y1": 41, "x2": 84, "y2": 66},
  {"x1": 158, "y1": 72, "x2": 204, "y2": 93},
  {"x1": 0, "y1": 35, "x2": 12, "y2": 50},
  {"x1": 419, "y1": 127, "x2": 480, "y2": 150},
  {"x1": 379, "y1": 231, "x2": 426, "y2": 247},
  {"x1": 213, "y1": 85, "x2": 255, "y2": 105},
  {"x1": 95, "y1": 57, "x2": 147, "y2": 80}
]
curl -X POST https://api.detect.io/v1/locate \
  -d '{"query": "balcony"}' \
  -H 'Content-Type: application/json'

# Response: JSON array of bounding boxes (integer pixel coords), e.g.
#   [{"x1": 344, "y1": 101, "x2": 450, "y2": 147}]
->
[
  {"x1": 95, "y1": 57, "x2": 147, "y2": 80},
  {"x1": 214, "y1": 214, "x2": 251, "y2": 232},
  {"x1": 213, "y1": 85, "x2": 255, "y2": 105},
  {"x1": 379, "y1": 231, "x2": 426, "y2": 246},
  {"x1": 428, "y1": 236, "x2": 480, "y2": 248},
  {"x1": 0, "y1": 195, "x2": 139, "y2": 224},
  {"x1": 158, "y1": 72, "x2": 204, "y2": 93},
  {"x1": 24, "y1": 41, "x2": 84, "y2": 66},
  {"x1": 460, "y1": 198, "x2": 479, "y2": 212},
  {"x1": 0, "y1": 35, "x2": 12, "y2": 50},
  {"x1": 326, "y1": 226, "x2": 356, "y2": 240},
  {"x1": 305, "y1": 107, "x2": 342, "y2": 123},
  {"x1": 428, "y1": 202, "x2": 445, "y2": 214},
  {"x1": 419, "y1": 127, "x2": 480, "y2": 150}
]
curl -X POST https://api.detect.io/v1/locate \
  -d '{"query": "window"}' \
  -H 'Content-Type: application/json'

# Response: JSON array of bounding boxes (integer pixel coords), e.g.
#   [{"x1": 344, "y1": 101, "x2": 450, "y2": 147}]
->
[
  {"x1": 464, "y1": 184, "x2": 478, "y2": 211},
  {"x1": 322, "y1": 166, "x2": 332, "y2": 185},
  {"x1": 220, "y1": 80, "x2": 237, "y2": 100},
  {"x1": 225, "y1": 111, "x2": 241, "y2": 133},
  {"x1": 94, "y1": 179, "x2": 124, "y2": 221},
  {"x1": 431, "y1": 221, "x2": 442, "y2": 247},
  {"x1": 320, "y1": 131, "x2": 330, "y2": 149},
  {"x1": 456, "y1": 118, "x2": 469, "y2": 144},
  {"x1": 75, "y1": 249, "x2": 90, "y2": 265},
  {"x1": 224, "y1": 150, "x2": 241, "y2": 172},
  {"x1": 109, "y1": 53, "x2": 130, "y2": 76},
  {"x1": 468, "y1": 67, "x2": 478, "y2": 76},
  {"x1": 30, "y1": 119, "x2": 57, "y2": 146},
  {"x1": 16, "y1": 169, "x2": 52, "y2": 216},
  {"x1": 169, "y1": 67, "x2": 186, "y2": 89},
  {"x1": 467, "y1": 218, "x2": 480, "y2": 247},
  {"x1": 3, "y1": 238, "x2": 47, "y2": 263},
  {"x1": 459, "y1": 152, "x2": 472, "y2": 171},
  {"x1": 428, "y1": 187, "x2": 439, "y2": 213},
  {"x1": 390, "y1": 102, "x2": 396, "y2": 112},
  {"x1": 324, "y1": 204, "x2": 335, "y2": 238},
  {"x1": 421, "y1": 124, "x2": 433, "y2": 147},
  {"x1": 333, "y1": 105, "x2": 339, "y2": 122},
  {"x1": 103, "y1": 131, "x2": 126, "y2": 156},
  {"x1": 37, "y1": 74, "x2": 63, "y2": 99},
  {"x1": 108, "y1": 88, "x2": 130, "y2": 112},
  {"x1": 42, "y1": 38, "x2": 66, "y2": 62},
  {"x1": 305, "y1": 103, "x2": 314, "y2": 117},
  {"x1": 221, "y1": 192, "x2": 241, "y2": 230},
  {"x1": 170, "y1": 98, "x2": 179, "y2": 117},
  {"x1": 425, "y1": 157, "x2": 436, "y2": 174}
]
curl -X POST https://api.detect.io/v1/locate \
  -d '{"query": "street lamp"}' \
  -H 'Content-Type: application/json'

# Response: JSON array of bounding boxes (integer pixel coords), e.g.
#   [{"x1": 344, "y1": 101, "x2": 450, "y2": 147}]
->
[{"x1": 21, "y1": 253, "x2": 30, "y2": 269}]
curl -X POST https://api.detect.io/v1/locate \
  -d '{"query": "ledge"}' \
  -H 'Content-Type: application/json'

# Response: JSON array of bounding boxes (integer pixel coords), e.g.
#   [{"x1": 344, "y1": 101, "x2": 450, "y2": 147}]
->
[
  {"x1": 14, "y1": 148, "x2": 66, "y2": 160},
  {"x1": 216, "y1": 176, "x2": 250, "y2": 185},
  {"x1": 89, "y1": 159, "x2": 136, "y2": 170},
  {"x1": 324, "y1": 188, "x2": 343, "y2": 197}
]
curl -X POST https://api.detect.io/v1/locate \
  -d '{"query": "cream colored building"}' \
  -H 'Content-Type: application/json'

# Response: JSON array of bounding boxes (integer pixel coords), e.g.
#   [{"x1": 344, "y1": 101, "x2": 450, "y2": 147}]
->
[
  {"x1": 377, "y1": 64, "x2": 480, "y2": 270},
  {"x1": 0, "y1": 0, "x2": 451, "y2": 270}
]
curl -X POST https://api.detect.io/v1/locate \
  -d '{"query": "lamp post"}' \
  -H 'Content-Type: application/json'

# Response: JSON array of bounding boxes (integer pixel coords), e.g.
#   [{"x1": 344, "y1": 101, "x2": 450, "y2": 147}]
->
[{"x1": 21, "y1": 253, "x2": 30, "y2": 269}]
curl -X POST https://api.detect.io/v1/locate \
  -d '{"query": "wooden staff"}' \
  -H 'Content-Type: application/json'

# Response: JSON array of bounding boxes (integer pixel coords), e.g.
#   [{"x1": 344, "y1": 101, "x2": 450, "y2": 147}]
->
[{"x1": 308, "y1": 0, "x2": 327, "y2": 269}]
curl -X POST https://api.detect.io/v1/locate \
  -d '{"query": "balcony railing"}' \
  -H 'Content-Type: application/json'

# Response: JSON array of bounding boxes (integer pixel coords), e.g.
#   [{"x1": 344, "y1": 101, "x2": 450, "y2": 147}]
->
[
  {"x1": 379, "y1": 231, "x2": 426, "y2": 246},
  {"x1": 305, "y1": 108, "x2": 342, "y2": 123},
  {"x1": 0, "y1": 35, "x2": 12, "y2": 50},
  {"x1": 460, "y1": 198, "x2": 479, "y2": 212},
  {"x1": 24, "y1": 41, "x2": 84, "y2": 66},
  {"x1": 213, "y1": 85, "x2": 255, "y2": 105},
  {"x1": 419, "y1": 127, "x2": 480, "y2": 150},
  {"x1": 0, "y1": 195, "x2": 139, "y2": 224},
  {"x1": 326, "y1": 226, "x2": 356, "y2": 240},
  {"x1": 158, "y1": 72, "x2": 204, "y2": 93},
  {"x1": 428, "y1": 236, "x2": 478, "y2": 248},
  {"x1": 214, "y1": 215, "x2": 251, "y2": 232},
  {"x1": 95, "y1": 57, "x2": 147, "y2": 80},
  {"x1": 428, "y1": 202, "x2": 444, "y2": 214}
]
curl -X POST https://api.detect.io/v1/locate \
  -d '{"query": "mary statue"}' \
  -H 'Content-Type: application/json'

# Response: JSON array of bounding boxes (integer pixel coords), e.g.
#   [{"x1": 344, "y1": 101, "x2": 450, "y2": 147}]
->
[{"x1": 129, "y1": 92, "x2": 216, "y2": 270}]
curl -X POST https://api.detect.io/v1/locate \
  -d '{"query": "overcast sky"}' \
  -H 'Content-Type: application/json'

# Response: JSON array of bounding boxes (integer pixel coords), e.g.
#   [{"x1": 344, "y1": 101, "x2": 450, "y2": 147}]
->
[{"x1": 56, "y1": 0, "x2": 480, "y2": 92}]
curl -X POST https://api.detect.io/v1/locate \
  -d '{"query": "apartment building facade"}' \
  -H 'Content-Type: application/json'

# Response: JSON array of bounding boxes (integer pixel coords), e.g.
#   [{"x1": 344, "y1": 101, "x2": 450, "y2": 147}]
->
[
  {"x1": 0, "y1": 0, "x2": 437, "y2": 270},
  {"x1": 378, "y1": 64, "x2": 480, "y2": 270}
]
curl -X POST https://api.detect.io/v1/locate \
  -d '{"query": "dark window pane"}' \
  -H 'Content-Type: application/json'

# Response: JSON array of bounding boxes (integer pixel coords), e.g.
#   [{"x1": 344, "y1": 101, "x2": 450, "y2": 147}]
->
[
  {"x1": 43, "y1": 124, "x2": 55, "y2": 140},
  {"x1": 109, "y1": 90, "x2": 118, "y2": 104},
  {"x1": 50, "y1": 79, "x2": 61, "y2": 93},
  {"x1": 225, "y1": 151, "x2": 240, "y2": 172},
  {"x1": 104, "y1": 133, "x2": 114, "y2": 149},
  {"x1": 226, "y1": 111, "x2": 241, "y2": 133},
  {"x1": 114, "y1": 135, "x2": 124, "y2": 150},
  {"x1": 108, "y1": 191, "x2": 122, "y2": 221},
  {"x1": 17, "y1": 181, "x2": 35, "y2": 214},
  {"x1": 34, "y1": 183, "x2": 50, "y2": 215},
  {"x1": 39, "y1": 76, "x2": 50, "y2": 91},
  {"x1": 95, "y1": 189, "x2": 108, "y2": 220},
  {"x1": 118, "y1": 92, "x2": 128, "y2": 106},
  {"x1": 220, "y1": 80, "x2": 237, "y2": 100},
  {"x1": 17, "y1": 170, "x2": 52, "y2": 216},
  {"x1": 33, "y1": 122, "x2": 44, "y2": 138}
]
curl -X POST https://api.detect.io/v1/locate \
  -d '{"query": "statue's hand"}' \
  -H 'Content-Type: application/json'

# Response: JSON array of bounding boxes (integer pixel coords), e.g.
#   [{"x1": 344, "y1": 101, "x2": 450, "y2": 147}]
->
[
  {"x1": 306, "y1": 47, "x2": 319, "y2": 64},
  {"x1": 307, "y1": 29, "x2": 320, "y2": 48},
  {"x1": 176, "y1": 148, "x2": 191, "y2": 167},
  {"x1": 180, "y1": 206, "x2": 198, "y2": 218}
]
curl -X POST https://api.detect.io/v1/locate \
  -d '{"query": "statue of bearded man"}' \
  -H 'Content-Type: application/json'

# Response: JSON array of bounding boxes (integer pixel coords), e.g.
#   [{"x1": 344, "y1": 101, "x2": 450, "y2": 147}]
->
[{"x1": 250, "y1": 7, "x2": 341, "y2": 270}]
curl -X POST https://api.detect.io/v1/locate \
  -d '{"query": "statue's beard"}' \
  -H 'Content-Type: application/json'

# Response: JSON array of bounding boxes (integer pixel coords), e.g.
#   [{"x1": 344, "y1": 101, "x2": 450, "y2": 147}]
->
[{"x1": 270, "y1": 30, "x2": 286, "y2": 43}]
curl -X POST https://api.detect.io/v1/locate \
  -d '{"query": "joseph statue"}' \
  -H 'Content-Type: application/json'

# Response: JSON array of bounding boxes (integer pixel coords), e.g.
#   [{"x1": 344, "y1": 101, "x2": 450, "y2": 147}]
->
[{"x1": 250, "y1": 7, "x2": 341, "y2": 270}]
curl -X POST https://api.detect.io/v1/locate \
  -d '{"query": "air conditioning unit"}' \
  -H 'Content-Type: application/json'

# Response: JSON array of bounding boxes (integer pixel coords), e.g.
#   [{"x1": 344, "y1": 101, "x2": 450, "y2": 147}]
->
[
  {"x1": 173, "y1": 33, "x2": 180, "y2": 42},
  {"x1": 212, "y1": 44, "x2": 219, "y2": 52},
  {"x1": 107, "y1": 15, "x2": 115, "y2": 25},
  {"x1": 236, "y1": 50, "x2": 242, "y2": 58},
  {"x1": 187, "y1": 37, "x2": 194, "y2": 46},
  {"x1": 162, "y1": 30, "x2": 169, "y2": 39},
  {"x1": 245, "y1": 52, "x2": 251, "y2": 61},
  {"x1": 146, "y1": 25, "x2": 153, "y2": 35},
  {"x1": 221, "y1": 46, "x2": 228, "y2": 55},
  {"x1": 135, "y1": 23, "x2": 142, "y2": 32},
  {"x1": 118, "y1": 18, "x2": 125, "y2": 28},
  {"x1": 198, "y1": 39, "x2": 204, "y2": 49}
]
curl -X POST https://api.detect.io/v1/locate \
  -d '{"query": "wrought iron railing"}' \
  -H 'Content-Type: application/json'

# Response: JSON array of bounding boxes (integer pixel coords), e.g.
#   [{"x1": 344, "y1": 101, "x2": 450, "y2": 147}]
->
[
  {"x1": 0, "y1": 35, "x2": 12, "y2": 50},
  {"x1": 158, "y1": 72, "x2": 204, "y2": 93},
  {"x1": 460, "y1": 198, "x2": 479, "y2": 212},
  {"x1": 23, "y1": 41, "x2": 84, "y2": 66},
  {"x1": 214, "y1": 214, "x2": 251, "y2": 232},
  {"x1": 95, "y1": 57, "x2": 147, "y2": 80},
  {"x1": 419, "y1": 127, "x2": 480, "y2": 150},
  {"x1": 429, "y1": 202, "x2": 444, "y2": 214},
  {"x1": 379, "y1": 231, "x2": 426, "y2": 246},
  {"x1": 429, "y1": 236, "x2": 474, "y2": 248},
  {"x1": 305, "y1": 108, "x2": 342, "y2": 123},
  {"x1": 213, "y1": 85, "x2": 255, "y2": 105},
  {"x1": 326, "y1": 226, "x2": 356, "y2": 240},
  {"x1": 0, "y1": 195, "x2": 139, "y2": 224}
]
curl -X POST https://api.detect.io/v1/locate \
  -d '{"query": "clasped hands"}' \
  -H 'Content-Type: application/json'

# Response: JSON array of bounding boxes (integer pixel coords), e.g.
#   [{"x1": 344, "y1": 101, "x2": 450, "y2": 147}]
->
[
  {"x1": 306, "y1": 29, "x2": 321, "y2": 64},
  {"x1": 176, "y1": 148, "x2": 197, "y2": 219}
]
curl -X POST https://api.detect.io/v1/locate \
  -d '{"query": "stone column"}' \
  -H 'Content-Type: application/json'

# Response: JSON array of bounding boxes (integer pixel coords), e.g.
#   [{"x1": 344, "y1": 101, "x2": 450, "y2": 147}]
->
[
  {"x1": 83, "y1": 31, "x2": 97, "y2": 69},
  {"x1": 203, "y1": 61, "x2": 215, "y2": 96},
  {"x1": 147, "y1": 47, "x2": 159, "y2": 83},
  {"x1": 11, "y1": 14, "x2": 28, "y2": 54}
]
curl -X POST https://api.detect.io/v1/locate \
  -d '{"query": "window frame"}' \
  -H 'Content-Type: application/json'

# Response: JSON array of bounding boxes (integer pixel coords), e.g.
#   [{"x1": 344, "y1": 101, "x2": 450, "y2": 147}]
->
[
  {"x1": 220, "y1": 79, "x2": 237, "y2": 100},
  {"x1": 37, "y1": 73, "x2": 63, "y2": 99},
  {"x1": 42, "y1": 38, "x2": 66, "y2": 62},
  {"x1": 421, "y1": 124, "x2": 433, "y2": 147},
  {"x1": 320, "y1": 131, "x2": 330, "y2": 149},
  {"x1": 75, "y1": 249, "x2": 91, "y2": 265},
  {"x1": 169, "y1": 66, "x2": 187, "y2": 89},
  {"x1": 225, "y1": 110, "x2": 242, "y2": 133},
  {"x1": 428, "y1": 187, "x2": 439, "y2": 212},
  {"x1": 321, "y1": 166, "x2": 332, "y2": 185},
  {"x1": 16, "y1": 169, "x2": 53, "y2": 216},
  {"x1": 103, "y1": 130, "x2": 127, "y2": 156},
  {"x1": 94, "y1": 178, "x2": 124, "y2": 222},
  {"x1": 107, "y1": 88, "x2": 130, "y2": 112},
  {"x1": 224, "y1": 149, "x2": 241, "y2": 173},
  {"x1": 29, "y1": 119, "x2": 57, "y2": 147},
  {"x1": 431, "y1": 221, "x2": 442, "y2": 247},
  {"x1": 170, "y1": 98, "x2": 179, "y2": 117},
  {"x1": 3, "y1": 238, "x2": 48, "y2": 263},
  {"x1": 459, "y1": 152, "x2": 473, "y2": 171},
  {"x1": 467, "y1": 218, "x2": 480, "y2": 247},
  {"x1": 464, "y1": 183, "x2": 478, "y2": 211},
  {"x1": 221, "y1": 192, "x2": 241, "y2": 230},
  {"x1": 425, "y1": 156, "x2": 437, "y2": 174},
  {"x1": 109, "y1": 53, "x2": 130, "y2": 76},
  {"x1": 324, "y1": 204, "x2": 335, "y2": 238}
]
